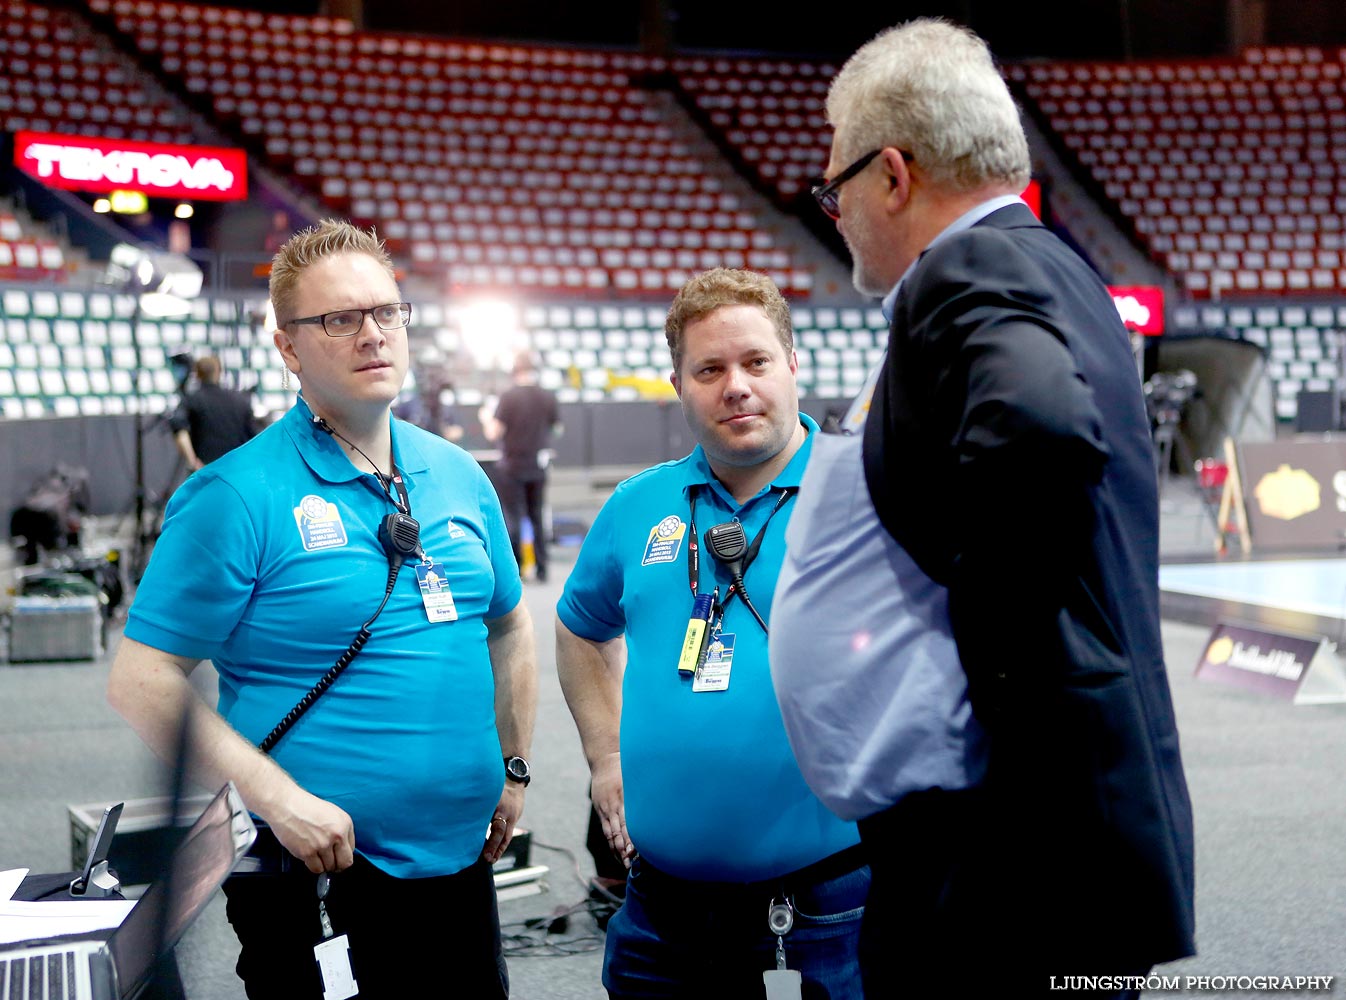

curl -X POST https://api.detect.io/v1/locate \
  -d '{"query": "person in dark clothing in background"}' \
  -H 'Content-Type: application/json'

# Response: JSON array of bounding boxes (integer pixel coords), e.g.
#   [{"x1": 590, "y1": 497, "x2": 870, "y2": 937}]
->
[
  {"x1": 481, "y1": 352, "x2": 561, "y2": 582},
  {"x1": 171, "y1": 356, "x2": 258, "y2": 471},
  {"x1": 9, "y1": 465, "x2": 89, "y2": 565}
]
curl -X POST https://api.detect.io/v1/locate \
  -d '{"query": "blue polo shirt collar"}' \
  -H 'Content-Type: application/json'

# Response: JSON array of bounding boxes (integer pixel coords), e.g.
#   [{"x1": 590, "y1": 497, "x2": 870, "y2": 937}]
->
[
  {"x1": 282, "y1": 395, "x2": 432, "y2": 490},
  {"x1": 681, "y1": 412, "x2": 818, "y2": 507}
]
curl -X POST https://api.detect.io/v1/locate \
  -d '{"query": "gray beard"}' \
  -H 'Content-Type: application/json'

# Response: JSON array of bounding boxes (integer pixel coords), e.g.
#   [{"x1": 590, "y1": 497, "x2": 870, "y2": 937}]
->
[{"x1": 852, "y1": 258, "x2": 890, "y2": 299}]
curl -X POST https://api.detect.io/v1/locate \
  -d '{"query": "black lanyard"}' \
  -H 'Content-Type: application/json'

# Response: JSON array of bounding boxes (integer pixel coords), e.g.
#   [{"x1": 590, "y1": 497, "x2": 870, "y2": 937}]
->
[
  {"x1": 686, "y1": 484, "x2": 796, "y2": 600},
  {"x1": 386, "y1": 465, "x2": 411, "y2": 516},
  {"x1": 372, "y1": 462, "x2": 411, "y2": 517},
  {"x1": 319, "y1": 414, "x2": 411, "y2": 518}
]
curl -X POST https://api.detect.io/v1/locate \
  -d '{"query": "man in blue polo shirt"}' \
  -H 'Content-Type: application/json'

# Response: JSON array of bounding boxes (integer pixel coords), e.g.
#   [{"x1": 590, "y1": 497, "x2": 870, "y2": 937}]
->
[
  {"x1": 108, "y1": 220, "x2": 536, "y2": 999},
  {"x1": 556, "y1": 268, "x2": 867, "y2": 998}
]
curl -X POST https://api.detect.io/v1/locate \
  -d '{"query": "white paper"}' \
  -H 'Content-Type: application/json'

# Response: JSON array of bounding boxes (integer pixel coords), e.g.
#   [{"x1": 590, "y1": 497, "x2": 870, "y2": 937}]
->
[
  {"x1": 0, "y1": 898, "x2": 136, "y2": 945},
  {"x1": 0, "y1": 868, "x2": 29, "y2": 903}
]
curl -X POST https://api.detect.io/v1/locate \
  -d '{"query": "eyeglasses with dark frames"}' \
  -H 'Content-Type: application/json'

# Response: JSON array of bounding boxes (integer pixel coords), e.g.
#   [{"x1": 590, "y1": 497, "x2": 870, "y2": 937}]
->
[
  {"x1": 287, "y1": 302, "x2": 413, "y2": 338},
  {"x1": 811, "y1": 148, "x2": 913, "y2": 220}
]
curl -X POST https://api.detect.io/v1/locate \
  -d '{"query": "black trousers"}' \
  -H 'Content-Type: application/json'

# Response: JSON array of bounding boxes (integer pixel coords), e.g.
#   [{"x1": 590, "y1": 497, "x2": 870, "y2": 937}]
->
[
  {"x1": 498, "y1": 475, "x2": 548, "y2": 578},
  {"x1": 857, "y1": 790, "x2": 1147, "y2": 999},
  {"x1": 222, "y1": 855, "x2": 508, "y2": 999}
]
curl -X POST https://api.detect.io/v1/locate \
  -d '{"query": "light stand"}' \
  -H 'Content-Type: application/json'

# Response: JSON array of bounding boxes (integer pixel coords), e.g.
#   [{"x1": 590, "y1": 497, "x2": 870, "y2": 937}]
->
[
  {"x1": 129, "y1": 289, "x2": 150, "y2": 582},
  {"x1": 105, "y1": 244, "x2": 203, "y2": 582}
]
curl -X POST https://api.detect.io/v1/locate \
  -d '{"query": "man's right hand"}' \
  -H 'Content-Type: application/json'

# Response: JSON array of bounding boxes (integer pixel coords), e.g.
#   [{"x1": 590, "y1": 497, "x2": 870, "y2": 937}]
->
[
  {"x1": 105, "y1": 639, "x2": 358, "y2": 876},
  {"x1": 265, "y1": 791, "x2": 356, "y2": 874},
  {"x1": 591, "y1": 752, "x2": 634, "y2": 868}
]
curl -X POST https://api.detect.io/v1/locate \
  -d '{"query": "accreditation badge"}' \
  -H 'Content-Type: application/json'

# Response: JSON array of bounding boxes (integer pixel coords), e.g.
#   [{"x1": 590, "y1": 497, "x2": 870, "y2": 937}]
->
[
  {"x1": 641, "y1": 514, "x2": 686, "y2": 565},
  {"x1": 693, "y1": 633, "x2": 734, "y2": 692},
  {"x1": 314, "y1": 935, "x2": 358, "y2": 1000},
  {"x1": 415, "y1": 561, "x2": 458, "y2": 622}
]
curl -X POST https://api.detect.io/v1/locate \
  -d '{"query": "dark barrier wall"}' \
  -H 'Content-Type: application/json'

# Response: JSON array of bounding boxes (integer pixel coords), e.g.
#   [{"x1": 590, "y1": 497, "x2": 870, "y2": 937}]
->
[
  {"x1": 0, "y1": 396, "x2": 856, "y2": 524},
  {"x1": 2, "y1": 414, "x2": 183, "y2": 525}
]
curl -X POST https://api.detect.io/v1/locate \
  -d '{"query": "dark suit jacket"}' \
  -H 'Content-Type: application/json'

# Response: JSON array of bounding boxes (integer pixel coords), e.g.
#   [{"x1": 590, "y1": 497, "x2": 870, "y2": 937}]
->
[{"x1": 862, "y1": 203, "x2": 1195, "y2": 970}]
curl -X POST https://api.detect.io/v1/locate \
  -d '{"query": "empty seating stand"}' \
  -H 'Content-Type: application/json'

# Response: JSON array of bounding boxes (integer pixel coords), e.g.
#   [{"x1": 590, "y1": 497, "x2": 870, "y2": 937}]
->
[
  {"x1": 1007, "y1": 47, "x2": 1346, "y2": 300},
  {"x1": 673, "y1": 56, "x2": 836, "y2": 207},
  {"x1": 1169, "y1": 301, "x2": 1346, "y2": 422},
  {"x1": 0, "y1": 213, "x2": 66, "y2": 283},
  {"x1": 7, "y1": 5, "x2": 1339, "y2": 423},
  {"x1": 0, "y1": 0, "x2": 194, "y2": 287},
  {"x1": 92, "y1": 0, "x2": 812, "y2": 298},
  {"x1": 0, "y1": 287, "x2": 275, "y2": 420},
  {"x1": 0, "y1": 287, "x2": 894, "y2": 420},
  {"x1": 0, "y1": 0, "x2": 192, "y2": 143}
]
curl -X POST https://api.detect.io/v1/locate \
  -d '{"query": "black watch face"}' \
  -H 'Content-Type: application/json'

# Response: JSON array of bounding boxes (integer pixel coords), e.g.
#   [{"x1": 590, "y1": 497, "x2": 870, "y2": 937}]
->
[{"x1": 506, "y1": 756, "x2": 530, "y2": 783}]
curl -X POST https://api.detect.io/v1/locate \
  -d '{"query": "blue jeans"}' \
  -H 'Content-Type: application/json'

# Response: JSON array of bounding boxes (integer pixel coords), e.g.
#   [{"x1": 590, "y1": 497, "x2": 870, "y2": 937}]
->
[{"x1": 603, "y1": 854, "x2": 869, "y2": 999}]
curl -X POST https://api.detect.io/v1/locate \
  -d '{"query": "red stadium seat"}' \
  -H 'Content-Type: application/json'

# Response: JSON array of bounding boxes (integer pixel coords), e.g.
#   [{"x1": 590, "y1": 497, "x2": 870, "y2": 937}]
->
[{"x1": 1019, "y1": 46, "x2": 1343, "y2": 301}]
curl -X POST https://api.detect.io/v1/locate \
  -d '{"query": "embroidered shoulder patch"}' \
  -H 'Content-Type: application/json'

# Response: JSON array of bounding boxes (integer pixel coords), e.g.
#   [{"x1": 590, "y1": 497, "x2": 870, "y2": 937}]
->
[
  {"x1": 641, "y1": 514, "x2": 686, "y2": 566},
  {"x1": 294, "y1": 494, "x2": 349, "y2": 551}
]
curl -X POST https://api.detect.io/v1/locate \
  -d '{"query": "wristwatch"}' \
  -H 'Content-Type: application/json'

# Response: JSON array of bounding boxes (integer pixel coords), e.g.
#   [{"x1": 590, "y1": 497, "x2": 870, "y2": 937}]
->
[{"x1": 504, "y1": 755, "x2": 531, "y2": 787}]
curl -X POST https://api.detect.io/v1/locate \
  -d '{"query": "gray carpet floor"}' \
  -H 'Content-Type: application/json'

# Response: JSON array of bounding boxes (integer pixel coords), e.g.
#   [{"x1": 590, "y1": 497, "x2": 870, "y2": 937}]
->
[{"x1": 2, "y1": 472, "x2": 1342, "y2": 997}]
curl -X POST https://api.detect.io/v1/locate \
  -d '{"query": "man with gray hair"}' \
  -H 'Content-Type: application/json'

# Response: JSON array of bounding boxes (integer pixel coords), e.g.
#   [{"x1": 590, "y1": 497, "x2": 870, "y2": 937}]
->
[{"x1": 769, "y1": 19, "x2": 1195, "y2": 997}]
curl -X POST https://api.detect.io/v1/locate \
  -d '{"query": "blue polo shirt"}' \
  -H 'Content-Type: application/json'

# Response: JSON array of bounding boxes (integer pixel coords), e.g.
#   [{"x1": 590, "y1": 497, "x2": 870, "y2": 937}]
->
[
  {"x1": 125, "y1": 395, "x2": 522, "y2": 878},
  {"x1": 558, "y1": 414, "x2": 859, "y2": 882}
]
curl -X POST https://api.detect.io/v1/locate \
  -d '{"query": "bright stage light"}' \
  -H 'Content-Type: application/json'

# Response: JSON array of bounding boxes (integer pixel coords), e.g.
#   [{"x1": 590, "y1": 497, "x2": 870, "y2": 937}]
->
[{"x1": 457, "y1": 297, "x2": 527, "y2": 372}]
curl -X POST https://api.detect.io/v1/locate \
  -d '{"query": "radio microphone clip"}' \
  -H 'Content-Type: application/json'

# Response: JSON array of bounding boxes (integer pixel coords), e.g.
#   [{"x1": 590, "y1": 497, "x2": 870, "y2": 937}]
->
[
  {"x1": 379, "y1": 511, "x2": 422, "y2": 565},
  {"x1": 703, "y1": 520, "x2": 769, "y2": 635},
  {"x1": 704, "y1": 521, "x2": 748, "y2": 579}
]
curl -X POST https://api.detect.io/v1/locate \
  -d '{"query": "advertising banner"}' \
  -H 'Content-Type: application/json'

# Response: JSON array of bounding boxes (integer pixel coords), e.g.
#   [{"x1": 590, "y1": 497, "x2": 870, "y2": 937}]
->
[
  {"x1": 1196, "y1": 620, "x2": 1346, "y2": 704},
  {"x1": 14, "y1": 131, "x2": 247, "y2": 201},
  {"x1": 1238, "y1": 440, "x2": 1346, "y2": 551}
]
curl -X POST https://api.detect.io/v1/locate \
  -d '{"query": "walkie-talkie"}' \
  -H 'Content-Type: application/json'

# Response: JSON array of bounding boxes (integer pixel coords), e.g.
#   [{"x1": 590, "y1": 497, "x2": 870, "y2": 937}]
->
[
  {"x1": 704, "y1": 521, "x2": 748, "y2": 577},
  {"x1": 704, "y1": 521, "x2": 769, "y2": 634},
  {"x1": 379, "y1": 511, "x2": 423, "y2": 565}
]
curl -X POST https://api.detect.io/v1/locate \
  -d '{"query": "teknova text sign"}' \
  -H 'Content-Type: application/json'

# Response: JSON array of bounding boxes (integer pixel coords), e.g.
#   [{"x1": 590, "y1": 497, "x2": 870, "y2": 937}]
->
[{"x1": 15, "y1": 131, "x2": 247, "y2": 201}]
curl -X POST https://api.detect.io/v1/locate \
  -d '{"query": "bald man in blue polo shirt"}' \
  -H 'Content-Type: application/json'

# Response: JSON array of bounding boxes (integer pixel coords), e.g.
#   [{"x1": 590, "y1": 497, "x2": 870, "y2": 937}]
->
[{"x1": 556, "y1": 268, "x2": 867, "y2": 999}]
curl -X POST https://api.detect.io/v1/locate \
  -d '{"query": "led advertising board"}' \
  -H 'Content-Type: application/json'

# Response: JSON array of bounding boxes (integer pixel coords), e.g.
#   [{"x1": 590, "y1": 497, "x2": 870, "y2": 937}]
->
[{"x1": 15, "y1": 131, "x2": 247, "y2": 201}]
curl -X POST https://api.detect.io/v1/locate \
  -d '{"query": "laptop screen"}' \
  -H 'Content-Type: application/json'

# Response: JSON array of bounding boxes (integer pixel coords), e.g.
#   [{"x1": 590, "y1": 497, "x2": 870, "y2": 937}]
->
[{"x1": 106, "y1": 784, "x2": 255, "y2": 998}]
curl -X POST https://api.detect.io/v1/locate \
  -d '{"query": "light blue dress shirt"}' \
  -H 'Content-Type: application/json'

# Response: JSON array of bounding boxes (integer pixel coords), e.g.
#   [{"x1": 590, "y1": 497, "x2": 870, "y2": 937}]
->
[{"x1": 767, "y1": 196, "x2": 1025, "y2": 821}]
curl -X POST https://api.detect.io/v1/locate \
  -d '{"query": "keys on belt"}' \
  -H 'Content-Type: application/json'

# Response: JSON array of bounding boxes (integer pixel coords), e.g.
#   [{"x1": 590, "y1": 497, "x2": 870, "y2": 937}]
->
[{"x1": 763, "y1": 896, "x2": 802, "y2": 1000}]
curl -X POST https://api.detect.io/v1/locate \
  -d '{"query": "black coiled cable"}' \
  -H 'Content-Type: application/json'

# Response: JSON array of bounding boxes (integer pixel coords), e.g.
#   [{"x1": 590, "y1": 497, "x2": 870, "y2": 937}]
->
[{"x1": 257, "y1": 558, "x2": 401, "y2": 754}]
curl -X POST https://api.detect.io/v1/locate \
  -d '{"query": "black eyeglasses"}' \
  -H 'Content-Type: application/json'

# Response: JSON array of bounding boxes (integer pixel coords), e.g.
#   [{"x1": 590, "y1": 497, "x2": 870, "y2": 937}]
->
[
  {"x1": 811, "y1": 148, "x2": 912, "y2": 220},
  {"x1": 288, "y1": 302, "x2": 413, "y2": 338}
]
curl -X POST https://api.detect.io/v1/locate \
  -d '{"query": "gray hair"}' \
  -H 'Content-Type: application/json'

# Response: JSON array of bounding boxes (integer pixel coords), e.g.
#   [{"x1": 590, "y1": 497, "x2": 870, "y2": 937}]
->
[{"x1": 826, "y1": 19, "x2": 1030, "y2": 193}]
